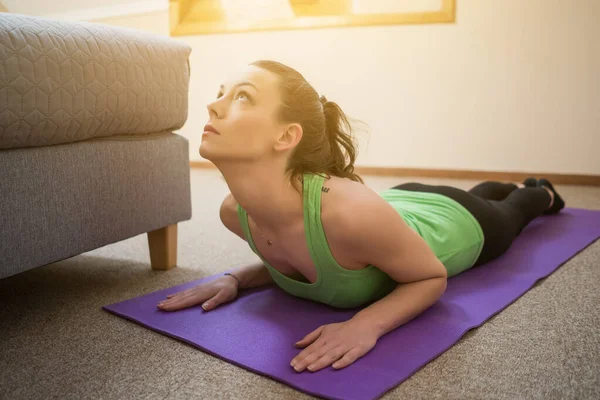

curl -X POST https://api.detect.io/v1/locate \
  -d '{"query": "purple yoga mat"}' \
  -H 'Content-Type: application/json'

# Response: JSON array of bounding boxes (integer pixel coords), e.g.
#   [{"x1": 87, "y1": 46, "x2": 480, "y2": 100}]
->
[{"x1": 103, "y1": 208, "x2": 600, "y2": 400}]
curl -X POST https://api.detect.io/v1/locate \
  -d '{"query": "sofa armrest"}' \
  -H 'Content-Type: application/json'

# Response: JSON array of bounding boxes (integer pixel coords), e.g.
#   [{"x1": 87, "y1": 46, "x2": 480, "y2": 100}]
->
[{"x1": 0, "y1": 13, "x2": 191, "y2": 150}]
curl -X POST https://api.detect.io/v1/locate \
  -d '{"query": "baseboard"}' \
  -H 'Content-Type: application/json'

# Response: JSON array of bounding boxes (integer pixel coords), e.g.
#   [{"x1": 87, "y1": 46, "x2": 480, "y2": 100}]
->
[{"x1": 189, "y1": 161, "x2": 600, "y2": 186}]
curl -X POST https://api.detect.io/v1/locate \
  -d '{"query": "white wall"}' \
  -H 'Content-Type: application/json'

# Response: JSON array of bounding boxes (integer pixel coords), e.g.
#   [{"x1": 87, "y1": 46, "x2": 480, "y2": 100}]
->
[
  {"x1": 89, "y1": 1, "x2": 600, "y2": 174},
  {"x1": 2, "y1": 0, "x2": 152, "y2": 17}
]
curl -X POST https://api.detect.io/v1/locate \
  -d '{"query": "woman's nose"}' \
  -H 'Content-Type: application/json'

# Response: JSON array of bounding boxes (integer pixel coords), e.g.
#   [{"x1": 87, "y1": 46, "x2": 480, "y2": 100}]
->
[
  {"x1": 206, "y1": 101, "x2": 219, "y2": 118},
  {"x1": 206, "y1": 99, "x2": 225, "y2": 118}
]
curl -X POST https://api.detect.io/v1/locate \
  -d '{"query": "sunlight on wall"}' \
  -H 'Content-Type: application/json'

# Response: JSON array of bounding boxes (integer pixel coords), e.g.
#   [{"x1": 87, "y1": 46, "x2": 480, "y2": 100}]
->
[
  {"x1": 93, "y1": 1, "x2": 599, "y2": 175},
  {"x1": 170, "y1": 0, "x2": 455, "y2": 36},
  {"x1": 352, "y1": 0, "x2": 442, "y2": 14},
  {"x1": 221, "y1": 0, "x2": 294, "y2": 27}
]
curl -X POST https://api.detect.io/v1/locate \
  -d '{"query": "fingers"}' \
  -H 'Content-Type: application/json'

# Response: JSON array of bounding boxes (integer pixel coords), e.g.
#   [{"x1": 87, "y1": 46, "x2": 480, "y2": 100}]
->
[
  {"x1": 165, "y1": 288, "x2": 193, "y2": 300},
  {"x1": 305, "y1": 346, "x2": 345, "y2": 372},
  {"x1": 332, "y1": 348, "x2": 363, "y2": 369},
  {"x1": 291, "y1": 338, "x2": 337, "y2": 372},
  {"x1": 158, "y1": 287, "x2": 207, "y2": 311},
  {"x1": 158, "y1": 288, "x2": 231, "y2": 312},
  {"x1": 157, "y1": 280, "x2": 238, "y2": 312},
  {"x1": 157, "y1": 292, "x2": 201, "y2": 311},
  {"x1": 202, "y1": 289, "x2": 234, "y2": 311},
  {"x1": 292, "y1": 346, "x2": 362, "y2": 373},
  {"x1": 295, "y1": 326, "x2": 324, "y2": 348}
]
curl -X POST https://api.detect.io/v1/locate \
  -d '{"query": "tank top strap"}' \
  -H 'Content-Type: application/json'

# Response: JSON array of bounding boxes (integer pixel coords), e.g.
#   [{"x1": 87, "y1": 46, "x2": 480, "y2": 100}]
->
[{"x1": 302, "y1": 173, "x2": 341, "y2": 273}]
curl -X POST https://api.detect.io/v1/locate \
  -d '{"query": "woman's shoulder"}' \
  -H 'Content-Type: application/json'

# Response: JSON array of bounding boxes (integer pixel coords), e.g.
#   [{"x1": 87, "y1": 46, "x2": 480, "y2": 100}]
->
[
  {"x1": 219, "y1": 193, "x2": 246, "y2": 241},
  {"x1": 320, "y1": 176, "x2": 392, "y2": 231},
  {"x1": 321, "y1": 175, "x2": 379, "y2": 204},
  {"x1": 320, "y1": 176, "x2": 415, "y2": 266}
]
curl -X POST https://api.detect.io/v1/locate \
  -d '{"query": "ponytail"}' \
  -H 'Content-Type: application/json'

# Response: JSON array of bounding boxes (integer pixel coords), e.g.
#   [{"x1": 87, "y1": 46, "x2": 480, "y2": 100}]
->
[
  {"x1": 250, "y1": 60, "x2": 365, "y2": 186},
  {"x1": 320, "y1": 95, "x2": 363, "y2": 184}
]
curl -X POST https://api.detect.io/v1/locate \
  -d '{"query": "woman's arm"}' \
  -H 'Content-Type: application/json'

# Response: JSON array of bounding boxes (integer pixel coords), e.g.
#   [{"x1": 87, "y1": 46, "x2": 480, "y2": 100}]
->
[
  {"x1": 291, "y1": 275, "x2": 446, "y2": 372},
  {"x1": 219, "y1": 193, "x2": 275, "y2": 289},
  {"x1": 337, "y1": 190, "x2": 448, "y2": 323},
  {"x1": 227, "y1": 262, "x2": 274, "y2": 289},
  {"x1": 290, "y1": 190, "x2": 448, "y2": 372},
  {"x1": 342, "y1": 193, "x2": 448, "y2": 334},
  {"x1": 352, "y1": 277, "x2": 447, "y2": 337}
]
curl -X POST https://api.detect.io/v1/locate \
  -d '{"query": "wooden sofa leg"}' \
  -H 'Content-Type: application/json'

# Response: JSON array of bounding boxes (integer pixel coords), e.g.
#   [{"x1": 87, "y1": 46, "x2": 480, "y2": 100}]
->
[{"x1": 147, "y1": 224, "x2": 178, "y2": 270}]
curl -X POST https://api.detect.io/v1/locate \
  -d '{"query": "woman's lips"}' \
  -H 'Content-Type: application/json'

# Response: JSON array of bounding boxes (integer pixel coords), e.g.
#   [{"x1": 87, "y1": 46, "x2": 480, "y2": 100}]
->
[{"x1": 203, "y1": 124, "x2": 220, "y2": 135}]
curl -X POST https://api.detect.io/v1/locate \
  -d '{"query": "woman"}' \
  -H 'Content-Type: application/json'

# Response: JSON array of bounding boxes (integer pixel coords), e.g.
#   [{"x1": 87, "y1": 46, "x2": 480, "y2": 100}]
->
[{"x1": 157, "y1": 60, "x2": 565, "y2": 373}]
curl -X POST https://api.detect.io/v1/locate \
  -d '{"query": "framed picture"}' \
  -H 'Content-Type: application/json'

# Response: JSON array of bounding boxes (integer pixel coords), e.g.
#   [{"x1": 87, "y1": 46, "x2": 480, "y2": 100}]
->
[{"x1": 169, "y1": 0, "x2": 456, "y2": 36}]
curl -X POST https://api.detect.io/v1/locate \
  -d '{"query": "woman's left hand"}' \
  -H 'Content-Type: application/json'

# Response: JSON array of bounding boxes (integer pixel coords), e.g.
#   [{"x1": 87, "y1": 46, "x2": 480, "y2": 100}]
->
[{"x1": 290, "y1": 318, "x2": 380, "y2": 372}]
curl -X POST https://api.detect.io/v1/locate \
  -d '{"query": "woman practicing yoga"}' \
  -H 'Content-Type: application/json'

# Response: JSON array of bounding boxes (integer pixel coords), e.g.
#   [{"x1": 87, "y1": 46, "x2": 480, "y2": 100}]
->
[{"x1": 157, "y1": 60, "x2": 565, "y2": 372}]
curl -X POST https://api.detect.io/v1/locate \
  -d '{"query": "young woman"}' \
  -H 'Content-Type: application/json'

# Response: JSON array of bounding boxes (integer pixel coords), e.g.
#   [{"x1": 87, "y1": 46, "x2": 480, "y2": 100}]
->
[{"x1": 157, "y1": 60, "x2": 565, "y2": 373}]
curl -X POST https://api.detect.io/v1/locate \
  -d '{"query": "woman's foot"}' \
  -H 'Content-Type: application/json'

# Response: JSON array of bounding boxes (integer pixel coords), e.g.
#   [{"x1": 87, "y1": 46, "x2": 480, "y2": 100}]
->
[
  {"x1": 522, "y1": 177, "x2": 537, "y2": 188},
  {"x1": 538, "y1": 178, "x2": 565, "y2": 215}
]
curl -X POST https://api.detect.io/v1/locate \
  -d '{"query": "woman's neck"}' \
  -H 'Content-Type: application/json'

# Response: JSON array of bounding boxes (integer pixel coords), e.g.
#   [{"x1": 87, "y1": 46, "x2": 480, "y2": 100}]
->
[{"x1": 215, "y1": 160, "x2": 304, "y2": 236}]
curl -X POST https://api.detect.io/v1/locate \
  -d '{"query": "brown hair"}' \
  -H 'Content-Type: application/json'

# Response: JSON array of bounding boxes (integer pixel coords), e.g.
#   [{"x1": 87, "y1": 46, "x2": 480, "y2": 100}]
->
[{"x1": 250, "y1": 60, "x2": 364, "y2": 185}]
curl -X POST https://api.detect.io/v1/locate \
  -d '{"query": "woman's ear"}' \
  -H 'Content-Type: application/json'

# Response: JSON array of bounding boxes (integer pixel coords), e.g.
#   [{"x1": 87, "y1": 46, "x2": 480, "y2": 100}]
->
[{"x1": 274, "y1": 123, "x2": 303, "y2": 152}]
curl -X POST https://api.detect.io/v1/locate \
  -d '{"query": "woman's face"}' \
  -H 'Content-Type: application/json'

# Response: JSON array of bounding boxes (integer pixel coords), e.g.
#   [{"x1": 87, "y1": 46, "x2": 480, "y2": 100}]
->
[{"x1": 200, "y1": 65, "x2": 288, "y2": 163}]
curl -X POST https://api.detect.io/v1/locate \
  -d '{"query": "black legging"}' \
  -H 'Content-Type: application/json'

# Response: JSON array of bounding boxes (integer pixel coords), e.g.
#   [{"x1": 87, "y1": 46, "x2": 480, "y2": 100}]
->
[{"x1": 391, "y1": 181, "x2": 552, "y2": 267}]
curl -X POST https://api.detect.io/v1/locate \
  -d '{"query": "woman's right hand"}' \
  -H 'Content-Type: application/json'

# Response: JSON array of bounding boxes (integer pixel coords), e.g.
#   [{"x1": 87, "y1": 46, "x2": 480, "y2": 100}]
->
[{"x1": 157, "y1": 275, "x2": 239, "y2": 312}]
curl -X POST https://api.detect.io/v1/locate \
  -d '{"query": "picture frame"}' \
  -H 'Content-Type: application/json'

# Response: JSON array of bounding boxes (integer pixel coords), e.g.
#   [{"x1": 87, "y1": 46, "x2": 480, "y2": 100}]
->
[{"x1": 169, "y1": 0, "x2": 456, "y2": 36}]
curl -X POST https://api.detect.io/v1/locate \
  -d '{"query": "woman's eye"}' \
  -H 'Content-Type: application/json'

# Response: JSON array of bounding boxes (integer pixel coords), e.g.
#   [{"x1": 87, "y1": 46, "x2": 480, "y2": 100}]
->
[
  {"x1": 215, "y1": 90, "x2": 250, "y2": 101},
  {"x1": 235, "y1": 91, "x2": 250, "y2": 101}
]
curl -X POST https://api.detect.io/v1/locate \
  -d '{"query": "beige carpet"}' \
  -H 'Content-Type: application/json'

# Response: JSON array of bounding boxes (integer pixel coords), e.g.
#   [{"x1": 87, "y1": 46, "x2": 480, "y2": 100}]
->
[{"x1": 2, "y1": 169, "x2": 599, "y2": 400}]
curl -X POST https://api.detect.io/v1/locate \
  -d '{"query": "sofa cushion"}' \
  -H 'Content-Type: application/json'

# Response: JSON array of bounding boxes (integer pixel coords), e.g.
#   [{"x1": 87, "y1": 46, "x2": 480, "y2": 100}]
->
[
  {"x1": 0, "y1": 132, "x2": 191, "y2": 279},
  {"x1": 0, "y1": 13, "x2": 191, "y2": 150}
]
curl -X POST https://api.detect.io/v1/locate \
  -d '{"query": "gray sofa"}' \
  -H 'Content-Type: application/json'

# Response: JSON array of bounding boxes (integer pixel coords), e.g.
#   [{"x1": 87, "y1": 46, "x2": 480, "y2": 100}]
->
[{"x1": 0, "y1": 13, "x2": 193, "y2": 279}]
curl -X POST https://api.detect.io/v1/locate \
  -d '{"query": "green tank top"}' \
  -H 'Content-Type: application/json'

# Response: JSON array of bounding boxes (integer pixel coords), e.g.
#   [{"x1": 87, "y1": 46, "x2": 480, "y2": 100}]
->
[
  {"x1": 378, "y1": 188, "x2": 485, "y2": 277},
  {"x1": 237, "y1": 173, "x2": 484, "y2": 309}
]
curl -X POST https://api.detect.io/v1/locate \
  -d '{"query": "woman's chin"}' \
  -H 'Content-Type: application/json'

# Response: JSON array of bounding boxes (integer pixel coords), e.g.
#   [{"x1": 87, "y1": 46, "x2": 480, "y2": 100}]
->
[
  {"x1": 199, "y1": 144, "x2": 259, "y2": 164},
  {"x1": 199, "y1": 146, "x2": 231, "y2": 164},
  {"x1": 199, "y1": 143, "x2": 215, "y2": 161}
]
